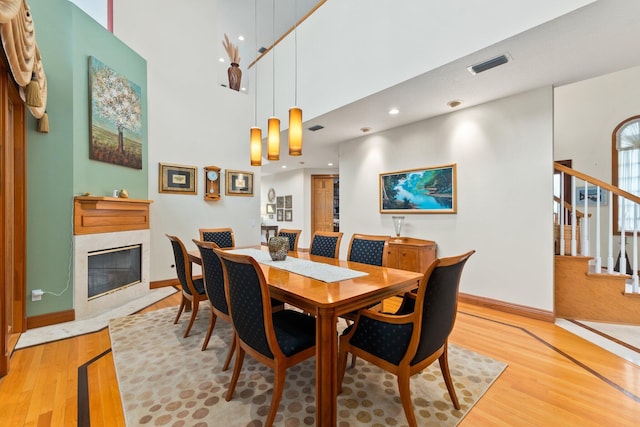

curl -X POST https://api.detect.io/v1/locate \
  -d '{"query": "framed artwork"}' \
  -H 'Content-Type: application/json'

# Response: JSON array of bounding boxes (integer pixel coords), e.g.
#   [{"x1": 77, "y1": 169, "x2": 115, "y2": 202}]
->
[
  {"x1": 266, "y1": 204, "x2": 276, "y2": 214},
  {"x1": 276, "y1": 209, "x2": 284, "y2": 221},
  {"x1": 276, "y1": 196, "x2": 284, "y2": 209},
  {"x1": 380, "y1": 164, "x2": 457, "y2": 214},
  {"x1": 89, "y1": 57, "x2": 143, "y2": 169},
  {"x1": 577, "y1": 185, "x2": 608, "y2": 206},
  {"x1": 285, "y1": 195, "x2": 293, "y2": 209},
  {"x1": 226, "y1": 170, "x2": 253, "y2": 196},
  {"x1": 158, "y1": 163, "x2": 197, "y2": 194},
  {"x1": 285, "y1": 209, "x2": 293, "y2": 221}
]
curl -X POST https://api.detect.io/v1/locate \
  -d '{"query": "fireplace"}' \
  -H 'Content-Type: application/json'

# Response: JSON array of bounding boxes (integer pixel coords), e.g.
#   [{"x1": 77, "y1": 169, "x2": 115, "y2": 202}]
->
[
  {"x1": 73, "y1": 196, "x2": 152, "y2": 320},
  {"x1": 88, "y1": 244, "x2": 142, "y2": 299}
]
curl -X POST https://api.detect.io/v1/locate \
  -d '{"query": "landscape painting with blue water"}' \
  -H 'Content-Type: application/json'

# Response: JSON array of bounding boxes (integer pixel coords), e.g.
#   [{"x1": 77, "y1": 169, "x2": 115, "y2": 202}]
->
[{"x1": 380, "y1": 164, "x2": 457, "y2": 213}]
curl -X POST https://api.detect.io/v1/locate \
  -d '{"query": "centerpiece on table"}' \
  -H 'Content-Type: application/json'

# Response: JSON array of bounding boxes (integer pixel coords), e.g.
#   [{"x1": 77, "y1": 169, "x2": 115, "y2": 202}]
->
[{"x1": 268, "y1": 236, "x2": 288, "y2": 261}]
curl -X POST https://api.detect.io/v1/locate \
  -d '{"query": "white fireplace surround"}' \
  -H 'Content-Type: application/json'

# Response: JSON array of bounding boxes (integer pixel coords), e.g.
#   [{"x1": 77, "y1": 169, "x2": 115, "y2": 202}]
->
[{"x1": 74, "y1": 229, "x2": 151, "y2": 320}]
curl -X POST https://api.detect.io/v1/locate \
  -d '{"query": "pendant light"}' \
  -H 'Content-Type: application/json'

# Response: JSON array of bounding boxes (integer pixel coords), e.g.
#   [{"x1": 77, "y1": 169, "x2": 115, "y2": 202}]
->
[
  {"x1": 288, "y1": 0, "x2": 302, "y2": 156},
  {"x1": 267, "y1": 0, "x2": 280, "y2": 161},
  {"x1": 249, "y1": 0, "x2": 262, "y2": 166}
]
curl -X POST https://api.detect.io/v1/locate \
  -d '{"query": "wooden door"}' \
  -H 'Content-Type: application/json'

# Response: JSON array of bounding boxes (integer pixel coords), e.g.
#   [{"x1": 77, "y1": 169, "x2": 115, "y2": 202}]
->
[
  {"x1": 0, "y1": 65, "x2": 26, "y2": 378},
  {"x1": 311, "y1": 175, "x2": 337, "y2": 234}
]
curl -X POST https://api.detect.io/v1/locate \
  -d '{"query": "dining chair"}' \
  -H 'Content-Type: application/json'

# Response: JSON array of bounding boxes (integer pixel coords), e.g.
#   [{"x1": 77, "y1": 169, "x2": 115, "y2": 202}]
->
[
  {"x1": 192, "y1": 240, "x2": 235, "y2": 370},
  {"x1": 337, "y1": 250, "x2": 475, "y2": 427},
  {"x1": 309, "y1": 231, "x2": 343, "y2": 258},
  {"x1": 215, "y1": 249, "x2": 316, "y2": 427},
  {"x1": 166, "y1": 234, "x2": 207, "y2": 338},
  {"x1": 199, "y1": 227, "x2": 235, "y2": 248},
  {"x1": 277, "y1": 228, "x2": 301, "y2": 251},
  {"x1": 347, "y1": 233, "x2": 390, "y2": 267}
]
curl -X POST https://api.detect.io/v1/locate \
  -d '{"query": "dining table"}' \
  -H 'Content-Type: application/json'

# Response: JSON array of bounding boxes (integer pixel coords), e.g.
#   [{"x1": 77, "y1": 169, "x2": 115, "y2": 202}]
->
[{"x1": 188, "y1": 246, "x2": 423, "y2": 427}]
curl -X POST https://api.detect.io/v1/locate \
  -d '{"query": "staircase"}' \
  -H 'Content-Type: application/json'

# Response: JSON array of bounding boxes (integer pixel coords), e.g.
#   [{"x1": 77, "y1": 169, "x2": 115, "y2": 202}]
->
[{"x1": 554, "y1": 162, "x2": 640, "y2": 325}]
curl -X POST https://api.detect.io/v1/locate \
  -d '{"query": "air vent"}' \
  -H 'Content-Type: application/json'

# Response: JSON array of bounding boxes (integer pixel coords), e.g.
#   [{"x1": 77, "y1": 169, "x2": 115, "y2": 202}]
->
[
  {"x1": 258, "y1": 47, "x2": 267, "y2": 53},
  {"x1": 308, "y1": 125, "x2": 324, "y2": 132},
  {"x1": 468, "y1": 54, "x2": 510, "y2": 75}
]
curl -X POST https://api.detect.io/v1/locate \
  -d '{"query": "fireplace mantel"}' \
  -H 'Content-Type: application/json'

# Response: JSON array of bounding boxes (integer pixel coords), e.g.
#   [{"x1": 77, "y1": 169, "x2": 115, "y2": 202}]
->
[{"x1": 74, "y1": 196, "x2": 153, "y2": 235}]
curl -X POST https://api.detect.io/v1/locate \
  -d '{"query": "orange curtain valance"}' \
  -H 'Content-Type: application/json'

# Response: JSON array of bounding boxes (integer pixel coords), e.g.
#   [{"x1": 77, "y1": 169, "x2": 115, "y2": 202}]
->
[{"x1": 0, "y1": 0, "x2": 47, "y2": 119}]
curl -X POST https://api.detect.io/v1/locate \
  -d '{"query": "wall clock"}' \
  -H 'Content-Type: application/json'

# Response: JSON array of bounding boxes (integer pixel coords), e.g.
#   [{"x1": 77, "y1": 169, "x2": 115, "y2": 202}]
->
[
  {"x1": 267, "y1": 187, "x2": 276, "y2": 202},
  {"x1": 204, "y1": 165, "x2": 221, "y2": 200}
]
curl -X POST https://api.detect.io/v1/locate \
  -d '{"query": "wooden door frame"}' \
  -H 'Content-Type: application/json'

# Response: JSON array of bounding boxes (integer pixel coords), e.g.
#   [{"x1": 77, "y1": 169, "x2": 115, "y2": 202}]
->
[{"x1": 0, "y1": 63, "x2": 27, "y2": 377}]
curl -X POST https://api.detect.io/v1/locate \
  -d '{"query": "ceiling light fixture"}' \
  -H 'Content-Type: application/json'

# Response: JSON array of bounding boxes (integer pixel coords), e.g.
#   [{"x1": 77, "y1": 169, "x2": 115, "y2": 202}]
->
[
  {"x1": 267, "y1": 0, "x2": 280, "y2": 161},
  {"x1": 447, "y1": 100, "x2": 462, "y2": 108},
  {"x1": 360, "y1": 127, "x2": 371, "y2": 133},
  {"x1": 249, "y1": 0, "x2": 262, "y2": 166},
  {"x1": 389, "y1": 108, "x2": 399, "y2": 115},
  {"x1": 288, "y1": 0, "x2": 302, "y2": 156}
]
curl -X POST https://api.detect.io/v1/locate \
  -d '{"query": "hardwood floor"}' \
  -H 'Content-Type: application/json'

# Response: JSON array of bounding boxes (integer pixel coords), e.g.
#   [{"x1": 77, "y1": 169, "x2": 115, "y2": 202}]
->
[{"x1": 1, "y1": 294, "x2": 639, "y2": 426}]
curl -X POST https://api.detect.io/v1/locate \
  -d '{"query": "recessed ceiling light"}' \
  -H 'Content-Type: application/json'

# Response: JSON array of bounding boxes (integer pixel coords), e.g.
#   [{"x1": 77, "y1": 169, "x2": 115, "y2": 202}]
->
[
  {"x1": 328, "y1": 163, "x2": 333, "y2": 166},
  {"x1": 281, "y1": 165, "x2": 287, "y2": 168},
  {"x1": 447, "y1": 100, "x2": 462, "y2": 108},
  {"x1": 241, "y1": 87, "x2": 247, "y2": 92},
  {"x1": 360, "y1": 127, "x2": 371, "y2": 133},
  {"x1": 238, "y1": 35, "x2": 245, "y2": 41},
  {"x1": 219, "y1": 57, "x2": 225, "y2": 62},
  {"x1": 389, "y1": 108, "x2": 399, "y2": 115}
]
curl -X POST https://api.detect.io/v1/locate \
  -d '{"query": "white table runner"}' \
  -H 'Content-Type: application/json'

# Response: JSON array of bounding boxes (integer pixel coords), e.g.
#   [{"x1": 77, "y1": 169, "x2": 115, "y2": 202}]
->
[{"x1": 227, "y1": 248, "x2": 368, "y2": 283}]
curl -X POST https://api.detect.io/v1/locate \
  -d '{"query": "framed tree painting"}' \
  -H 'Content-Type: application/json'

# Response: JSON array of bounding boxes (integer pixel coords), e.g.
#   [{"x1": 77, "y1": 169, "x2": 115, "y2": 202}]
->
[
  {"x1": 89, "y1": 57, "x2": 143, "y2": 169},
  {"x1": 380, "y1": 164, "x2": 457, "y2": 214}
]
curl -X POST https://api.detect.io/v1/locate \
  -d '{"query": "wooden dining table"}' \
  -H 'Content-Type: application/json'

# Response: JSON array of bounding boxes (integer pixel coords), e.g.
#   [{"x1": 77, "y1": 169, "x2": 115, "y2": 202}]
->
[{"x1": 188, "y1": 246, "x2": 423, "y2": 427}]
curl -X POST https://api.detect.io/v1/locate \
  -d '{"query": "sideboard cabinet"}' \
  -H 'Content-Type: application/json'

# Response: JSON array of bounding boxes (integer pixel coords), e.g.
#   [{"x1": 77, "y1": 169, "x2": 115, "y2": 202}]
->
[{"x1": 387, "y1": 237, "x2": 437, "y2": 273}]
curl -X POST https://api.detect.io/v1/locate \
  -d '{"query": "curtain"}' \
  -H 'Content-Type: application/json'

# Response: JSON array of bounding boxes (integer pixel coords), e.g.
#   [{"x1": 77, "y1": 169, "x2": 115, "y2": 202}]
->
[{"x1": 0, "y1": 0, "x2": 47, "y2": 119}]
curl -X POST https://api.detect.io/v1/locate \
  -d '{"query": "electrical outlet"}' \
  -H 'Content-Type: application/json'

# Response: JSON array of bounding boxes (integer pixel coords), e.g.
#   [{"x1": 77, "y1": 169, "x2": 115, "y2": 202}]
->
[{"x1": 32, "y1": 289, "x2": 44, "y2": 301}]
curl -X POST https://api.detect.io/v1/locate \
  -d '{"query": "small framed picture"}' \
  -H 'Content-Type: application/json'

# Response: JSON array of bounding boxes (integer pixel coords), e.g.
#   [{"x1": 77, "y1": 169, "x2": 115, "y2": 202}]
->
[
  {"x1": 577, "y1": 185, "x2": 608, "y2": 206},
  {"x1": 285, "y1": 209, "x2": 292, "y2": 221},
  {"x1": 226, "y1": 170, "x2": 254, "y2": 196},
  {"x1": 276, "y1": 196, "x2": 284, "y2": 208},
  {"x1": 276, "y1": 209, "x2": 284, "y2": 221},
  {"x1": 285, "y1": 195, "x2": 293, "y2": 209},
  {"x1": 158, "y1": 163, "x2": 197, "y2": 194}
]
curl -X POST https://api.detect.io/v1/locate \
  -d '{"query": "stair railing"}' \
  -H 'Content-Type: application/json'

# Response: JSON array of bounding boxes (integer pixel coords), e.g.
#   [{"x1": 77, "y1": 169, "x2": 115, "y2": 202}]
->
[{"x1": 554, "y1": 162, "x2": 640, "y2": 293}]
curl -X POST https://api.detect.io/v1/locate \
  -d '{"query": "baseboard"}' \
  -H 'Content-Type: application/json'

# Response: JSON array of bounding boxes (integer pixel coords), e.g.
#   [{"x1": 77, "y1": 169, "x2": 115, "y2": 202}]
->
[
  {"x1": 27, "y1": 309, "x2": 75, "y2": 329},
  {"x1": 459, "y1": 293, "x2": 555, "y2": 323},
  {"x1": 150, "y1": 278, "x2": 179, "y2": 289}
]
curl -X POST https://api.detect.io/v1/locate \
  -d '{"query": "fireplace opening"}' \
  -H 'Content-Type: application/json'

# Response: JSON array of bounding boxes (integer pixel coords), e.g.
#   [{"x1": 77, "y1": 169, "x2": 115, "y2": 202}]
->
[{"x1": 88, "y1": 244, "x2": 142, "y2": 299}]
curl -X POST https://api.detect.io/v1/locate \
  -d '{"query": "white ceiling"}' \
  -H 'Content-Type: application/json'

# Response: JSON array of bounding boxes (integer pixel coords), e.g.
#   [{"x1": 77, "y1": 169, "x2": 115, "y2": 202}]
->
[{"x1": 230, "y1": 0, "x2": 640, "y2": 175}]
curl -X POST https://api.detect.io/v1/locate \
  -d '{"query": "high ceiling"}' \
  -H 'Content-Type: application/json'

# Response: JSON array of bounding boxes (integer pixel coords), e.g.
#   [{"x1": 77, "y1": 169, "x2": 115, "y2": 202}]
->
[{"x1": 218, "y1": 0, "x2": 640, "y2": 175}]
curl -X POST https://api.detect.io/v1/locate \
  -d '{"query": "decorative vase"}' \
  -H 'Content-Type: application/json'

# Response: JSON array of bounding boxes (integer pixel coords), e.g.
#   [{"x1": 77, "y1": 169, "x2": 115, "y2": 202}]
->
[
  {"x1": 228, "y1": 63, "x2": 242, "y2": 91},
  {"x1": 268, "y1": 236, "x2": 289, "y2": 261},
  {"x1": 392, "y1": 216, "x2": 405, "y2": 237}
]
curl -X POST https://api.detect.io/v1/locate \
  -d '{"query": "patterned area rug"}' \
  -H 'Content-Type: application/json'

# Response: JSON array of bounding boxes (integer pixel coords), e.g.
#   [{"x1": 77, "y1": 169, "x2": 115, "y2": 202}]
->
[{"x1": 109, "y1": 305, "x2": 506, "y2": 426}]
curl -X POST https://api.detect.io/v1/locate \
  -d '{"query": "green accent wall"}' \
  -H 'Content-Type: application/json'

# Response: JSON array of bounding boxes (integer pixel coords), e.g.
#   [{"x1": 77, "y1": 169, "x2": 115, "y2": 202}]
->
[{"x1": 25, "y1": 0, "x2": 148, "y2": 316}]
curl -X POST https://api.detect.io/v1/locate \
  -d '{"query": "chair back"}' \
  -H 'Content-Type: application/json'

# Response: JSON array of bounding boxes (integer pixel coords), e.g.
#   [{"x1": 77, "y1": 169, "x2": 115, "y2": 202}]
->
[
  {"x1": 199, "y1": 228, "x2": 235, "y2": 248},
  {"x1": 310, "y1": 231, "x2": 343, "y2": 258},
  {"x1": 411, "y1": 250, "x2": 475, "y2": 365},
  {"x1": 193, "y1": 240, "x2": 228, "y2": 315},
  {"x1": 277, "y1": 229, "x2": 301, "y2": 251},
  {"x1": 166, "y1": 234, "x2": 195, "y2": 295},
  {"x1": 215, "y1": 250, "x2": 276, "y2": 359},
  {"x1": 347, "y1": 234, "x2": 390, "y2": 266}
]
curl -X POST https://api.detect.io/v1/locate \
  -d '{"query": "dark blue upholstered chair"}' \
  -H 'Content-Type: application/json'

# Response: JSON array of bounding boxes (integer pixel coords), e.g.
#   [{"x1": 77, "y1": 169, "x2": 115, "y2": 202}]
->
[
  {"x1": 277, "y1": 228, "x2": 301, "y2": 251},
  {"x1": 192, "y1": 240, "x2": 236, "y2": 370},
  {"x1": 338, "y1": 250, "x2": 475, "y2": 427},
  {"x1": 309, "y1": 231, "x2": 343, "y2": 258},
  {"x1": 199, "y1": 228, "x2": 235, "y2": 248},
  {"x1": 166, "y1": 234, "x2": 207, "y2": 338},
  {"x1": 215, "y1": 249, "x2": 316, "y2": 427},
  {"x1": 347, "y1": 234, "x2": 390, "y2": 267}
]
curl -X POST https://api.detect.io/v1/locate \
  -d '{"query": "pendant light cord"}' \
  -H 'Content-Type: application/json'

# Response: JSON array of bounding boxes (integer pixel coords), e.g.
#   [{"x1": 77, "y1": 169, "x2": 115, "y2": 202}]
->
[
  {"x1": 254, "y1": 0, "x2": 258, "y2": 126},
  {"x1": 272, "y1": 0, "x2": 276, "y2": 116},
  {"x1": 294, "y1": 0, "x2": 298, "y2": 105}
]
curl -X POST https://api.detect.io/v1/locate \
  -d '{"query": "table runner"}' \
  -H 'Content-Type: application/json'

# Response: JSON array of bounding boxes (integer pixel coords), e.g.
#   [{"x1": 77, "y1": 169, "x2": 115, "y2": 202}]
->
[{"x1": 227, "y1": 248, "x2": 368, "y2": 283}]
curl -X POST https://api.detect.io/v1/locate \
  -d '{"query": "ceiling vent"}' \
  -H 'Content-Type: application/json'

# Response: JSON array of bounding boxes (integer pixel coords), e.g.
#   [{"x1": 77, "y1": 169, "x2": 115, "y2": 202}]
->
[
  {"x1": 308, "y1": 124, "x2": 324, "y2": 131},
  {"x1": 468, "y1": 54, "x2": 510, "y2": 75}
]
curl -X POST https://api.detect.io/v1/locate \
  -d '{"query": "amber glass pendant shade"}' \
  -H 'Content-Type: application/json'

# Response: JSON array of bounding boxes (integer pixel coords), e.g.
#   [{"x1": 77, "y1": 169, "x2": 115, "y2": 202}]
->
[
  {"x1": 268, "y1": 117, "x2": 280, "y2": 160},
  {"x1": 250, "y1": 127, "x2": 262, "y2": 166},
  {"x1": 288, "y1": 107, "x2": 302, "y2": 156}
]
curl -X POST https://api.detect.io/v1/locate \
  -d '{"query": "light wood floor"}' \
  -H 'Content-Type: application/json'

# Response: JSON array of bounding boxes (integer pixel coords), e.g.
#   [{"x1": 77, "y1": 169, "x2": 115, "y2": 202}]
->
[{"x1": 1, "y1": 294, "x2": 639, "y2": 427}]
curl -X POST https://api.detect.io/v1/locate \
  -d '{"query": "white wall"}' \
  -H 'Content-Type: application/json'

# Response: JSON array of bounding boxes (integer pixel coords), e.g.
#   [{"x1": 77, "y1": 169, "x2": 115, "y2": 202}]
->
[
  {"x1": 113, "y1": 0, "x2": 261, "y2": 282},
  {"x1": 340, "y1": 87, "x2": 555, "y2": 310},
  {"x1": 554, "y1": 65, "x2": 640, "y2": 263}
]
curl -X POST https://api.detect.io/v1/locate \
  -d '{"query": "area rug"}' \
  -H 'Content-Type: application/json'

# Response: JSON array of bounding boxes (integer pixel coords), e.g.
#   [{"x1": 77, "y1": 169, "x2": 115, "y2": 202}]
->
[{"x1": 109, "y1": 305, "x2": 506, "y2": 426}]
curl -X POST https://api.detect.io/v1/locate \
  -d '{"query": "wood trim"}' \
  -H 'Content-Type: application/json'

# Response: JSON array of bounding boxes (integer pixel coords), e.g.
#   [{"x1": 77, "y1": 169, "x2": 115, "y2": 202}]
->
[
  {"x1": 26, "y1": 310, "x2": 75, "y2": 329},
  {"x1": 555, "y1": 162, "x2": 640, "y2": 205},
  {"x1": 73, "y1": 196, "x2": 152, "y2": 235},
  {"x1": 150, "y1": 279, "x2": 179, "y2": 289},
  {"x1": 458, "y1": 293, "x2": 555, "y2": 322}
]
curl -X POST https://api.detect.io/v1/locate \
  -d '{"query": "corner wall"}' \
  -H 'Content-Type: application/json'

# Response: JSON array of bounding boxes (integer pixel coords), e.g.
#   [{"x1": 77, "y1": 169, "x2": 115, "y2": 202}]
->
[{"x1": 339, "y1": 87, "x2": 554, "y2": 310}]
